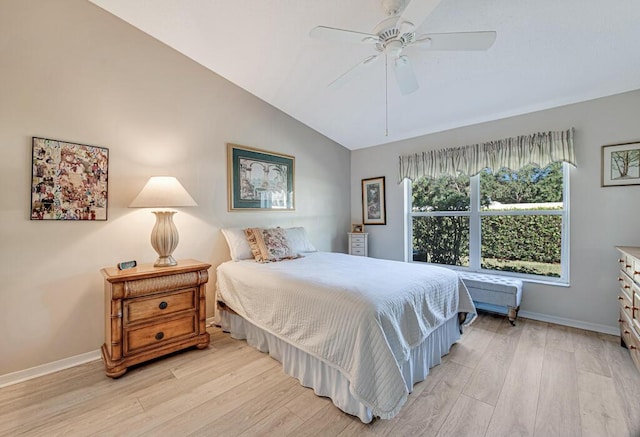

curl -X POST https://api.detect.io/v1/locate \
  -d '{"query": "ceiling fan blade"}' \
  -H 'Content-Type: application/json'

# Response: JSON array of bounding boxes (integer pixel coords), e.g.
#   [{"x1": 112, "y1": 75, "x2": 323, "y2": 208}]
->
[
  {"x1": 393, "y1": 55, "x2": 419, "y2": 95},
  {"x1": 414, "y1": 31, "x2": 497, "y2": 51},
  {"x1": 329, "y1": 54, "x2": 381, "y2": 88},
  {"x1": 310, "y1": 26, "x2": 379, "y2": 44},
  {"x1": 398, "y1": 0, "x2": 443, "y2": 31}
]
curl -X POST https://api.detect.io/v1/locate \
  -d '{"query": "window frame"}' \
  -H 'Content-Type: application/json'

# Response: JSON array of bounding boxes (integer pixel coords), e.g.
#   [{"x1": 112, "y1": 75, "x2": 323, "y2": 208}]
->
[{"x1": 404, "y1": 162, "x2": 570, "y2": 285}]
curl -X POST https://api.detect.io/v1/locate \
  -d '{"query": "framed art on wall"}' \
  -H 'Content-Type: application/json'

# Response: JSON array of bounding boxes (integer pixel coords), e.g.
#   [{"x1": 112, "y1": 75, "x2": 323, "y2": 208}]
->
[
  {"x1": 362, "y1": 176, "x2": 386, "y2": 225},
  {"x1": 30, "y1": 137, "x2": 109, "y2": 220},
  {"x1": 228, "y1": 143, "x2": 295, "y2": 210},
  {"x1": 602, "y1": 141, "x2": 640, "y2": 187}
]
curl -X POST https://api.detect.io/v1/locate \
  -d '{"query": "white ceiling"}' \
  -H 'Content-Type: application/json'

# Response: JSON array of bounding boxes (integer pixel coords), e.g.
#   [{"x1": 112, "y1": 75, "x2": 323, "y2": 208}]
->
[{"x1": 88, "y1": 0, "x2": 640, "y2": 150}]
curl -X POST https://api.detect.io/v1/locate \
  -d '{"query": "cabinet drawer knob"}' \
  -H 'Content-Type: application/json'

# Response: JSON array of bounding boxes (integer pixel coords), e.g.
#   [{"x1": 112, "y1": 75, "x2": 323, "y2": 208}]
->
[
  {"x1": 155, "y1": 332, "x2": 164, "y2": 341},
  {"x1": 624, "y1": 285, "x2": 631, "y2": 289},
  {"x1": 619, "y1": 319, "x2": 624, "y2": 323},
  {"x1": 630, "y1": 345, "x2": 638, "y2": 350},
  {"x1": 159, "y1": 301, "x2": 168, "y2": 310},
  {"x1": 618, "y1": 259, "x2": 624, "y2": 263},
  {"x1": 625, "y1": 305, "x2": 631, "y2": 310},
  {"x1": 618, "y1": 277, "x2": 624, "y2": 282},
  {"x1": 624, "y1": 330, "x2": 630, "y2": 335},
  {"x1": 618, "y1": 296, "x2": 624, "y2": 300}
]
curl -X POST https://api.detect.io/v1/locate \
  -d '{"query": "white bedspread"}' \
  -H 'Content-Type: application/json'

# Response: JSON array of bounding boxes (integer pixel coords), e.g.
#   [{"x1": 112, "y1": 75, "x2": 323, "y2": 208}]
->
[{"x1": 216, "y1": 252, "x2": 475, "y2": 419}]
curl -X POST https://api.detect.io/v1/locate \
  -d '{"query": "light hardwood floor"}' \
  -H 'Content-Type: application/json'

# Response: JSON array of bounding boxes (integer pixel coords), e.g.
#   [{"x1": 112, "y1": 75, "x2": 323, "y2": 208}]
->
[{"x1": 1, "y1": 313, "x2": 639, "y2": 436}]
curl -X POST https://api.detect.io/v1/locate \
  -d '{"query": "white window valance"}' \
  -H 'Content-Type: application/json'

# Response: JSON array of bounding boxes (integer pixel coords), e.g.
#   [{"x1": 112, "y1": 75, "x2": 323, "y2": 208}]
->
[{"x1": 398, "y1": 128, "x2": 576, "y2": 182}]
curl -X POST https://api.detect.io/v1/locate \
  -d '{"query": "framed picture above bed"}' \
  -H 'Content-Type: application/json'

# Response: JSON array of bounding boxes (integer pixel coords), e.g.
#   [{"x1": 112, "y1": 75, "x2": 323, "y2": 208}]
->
[
  {"x1": 362, "y1": 176, "x2": 386, "y2": 225},
  {"x1": 227, "y1": 143, "x2": 295, "y2": 211},
  {"x1": 601, "y1": 141, "x2": 640, "y2": 187},
  {"x1": 30, "y1": 137, "x2": 109, "y2": 220}
]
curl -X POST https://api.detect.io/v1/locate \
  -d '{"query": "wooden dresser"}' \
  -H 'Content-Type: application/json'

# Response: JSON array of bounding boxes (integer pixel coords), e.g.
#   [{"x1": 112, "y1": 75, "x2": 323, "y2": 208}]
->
[
  {"x1": 101, "y1": 259, "x2": 211, "y2": 377},
  {"x1": 348, "y1": 232, "x2": 368, "y2": 257},
  {"x1": 616, "y1": 246, "x2": 640, "y2": 372}
]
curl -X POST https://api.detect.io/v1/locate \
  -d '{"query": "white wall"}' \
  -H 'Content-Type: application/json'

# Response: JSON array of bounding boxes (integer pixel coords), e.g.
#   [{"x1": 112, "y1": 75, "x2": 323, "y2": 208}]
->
[
  {"x1": 351, "y1": 89, "x2": 640, "y2": 332},
  {"x1": 0, "y1": 0, "x2": 350, "y2": 376}
]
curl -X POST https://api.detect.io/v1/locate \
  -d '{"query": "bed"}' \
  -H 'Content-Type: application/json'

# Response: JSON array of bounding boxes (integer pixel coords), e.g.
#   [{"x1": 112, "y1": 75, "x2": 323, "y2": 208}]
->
[{"x1": 216, "y1": 230, "x2": 475, "y2": 423}]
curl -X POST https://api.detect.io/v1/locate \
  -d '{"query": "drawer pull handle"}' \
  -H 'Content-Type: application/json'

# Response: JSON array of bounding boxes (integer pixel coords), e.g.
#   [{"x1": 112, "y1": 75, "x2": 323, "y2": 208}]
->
[
  {"x1": 625, "y1": 305, "x2": 631, "y2": 310},
  {"x1": 159, "y1": 301, "x2": 168, "y2": 310},
  {"x1": 624, "y1": 285, "x2": 631, "y2": 289},
  {"x1": 619, "y1": 319, "x2": 624, "y2": 323},
  {"x1": 631, "y1": 345, "x2": 638, "y2": 350},
  {"x1": 618, "y1": 296, "x2": 624, "y2": 300},
  {"x1": 624, "y1": 330, "x2": 630, "y2": 335},
  {"x1": 618, "y1": 277, "x2": 624, "y2": 282},
  {"x1": 627, "y1": 264, "x2": 632, "y2": 268},
  {"x1": 618, "y1": 259, "x2": 624, "y2": 263},
  {"x1": 155, "y1": 332, "x2": 164, "y2": 341},
  {"x1": 635, "y1": 271, "x2": 640, "y2": 276}
]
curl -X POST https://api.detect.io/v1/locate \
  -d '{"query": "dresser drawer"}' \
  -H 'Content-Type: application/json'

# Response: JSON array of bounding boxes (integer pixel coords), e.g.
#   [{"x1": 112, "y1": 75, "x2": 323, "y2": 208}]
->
[
  {"x1": 351, "y1": 241, "x2": 365, "y2": 248},
  {"x1": 351, "y1": 235, "x2": 365, "y2": 244},
  {"x1": 619, "y1": 290, "x2": 634, "y2": 322},
  {"x1": 125, "y1": 288, "x2": 196, "y2": 324},
  {"x1": 619, "y1": 272, "x2": 633, "y2": 301},
  {"x1": 351, "y1": 247, "x2": 366, "y2": 256},
  {"x1": 125, "y1": 314, "x2": 197, "y2": 354}
]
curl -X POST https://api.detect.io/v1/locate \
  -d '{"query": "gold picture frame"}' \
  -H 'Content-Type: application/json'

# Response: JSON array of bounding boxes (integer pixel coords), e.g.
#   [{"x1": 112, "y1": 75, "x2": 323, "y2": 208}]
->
[
  {"x1": 227, "y1": 143, "x2": 295, "y2": 211},
  {"x1": 351, "y1": 223, "x2": 364, "y2": 233}
]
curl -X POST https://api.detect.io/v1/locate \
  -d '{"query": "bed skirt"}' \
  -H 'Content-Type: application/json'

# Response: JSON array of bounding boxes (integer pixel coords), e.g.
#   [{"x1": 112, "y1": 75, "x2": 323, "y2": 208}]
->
[{"x1": 218, "y1": 309, "x2": 461, "y2": 423}]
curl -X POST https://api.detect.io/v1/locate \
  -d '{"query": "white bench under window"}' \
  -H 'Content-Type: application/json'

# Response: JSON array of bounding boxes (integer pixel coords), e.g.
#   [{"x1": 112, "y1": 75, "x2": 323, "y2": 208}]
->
[{"x1": 458, "y1": 272, "x2": 523, "y2": 325}]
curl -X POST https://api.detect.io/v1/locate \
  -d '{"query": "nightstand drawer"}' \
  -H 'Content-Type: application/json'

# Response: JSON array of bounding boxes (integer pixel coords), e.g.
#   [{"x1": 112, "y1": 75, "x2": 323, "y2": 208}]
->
[
  {"x1": 351, "y1": 242, "x2": 365, "y2": 248},
  {"x1": 351, "y1": 247, "x2": 366, "y2": 256},
  {"x1": 125, "y1": 288, "x2": 196, "y2": 324},
  {"x1": 125, "y1": 314, "x2": 197, "y2": 354},
  {"x1": 351, "y1": 236, "x2": 365, "y2": 243}
]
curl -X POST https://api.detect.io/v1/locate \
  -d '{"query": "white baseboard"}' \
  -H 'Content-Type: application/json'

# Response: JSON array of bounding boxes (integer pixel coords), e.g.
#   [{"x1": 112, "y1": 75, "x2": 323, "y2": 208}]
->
[
  {"x1": 0, "y1": 312, "x2": 620, "y2": 388},
  {"x1": 518, "y1": 310, "x2": 619, "y2": 336},
  {"x1": 0, "y1": 350, "x2": 102, "y2": 389}
]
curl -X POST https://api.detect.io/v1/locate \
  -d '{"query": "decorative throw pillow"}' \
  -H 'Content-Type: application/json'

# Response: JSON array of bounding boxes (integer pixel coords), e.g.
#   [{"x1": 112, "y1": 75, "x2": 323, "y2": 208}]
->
[{"x1": 244, "y1": 227, "x2": 301, "y2": 263}]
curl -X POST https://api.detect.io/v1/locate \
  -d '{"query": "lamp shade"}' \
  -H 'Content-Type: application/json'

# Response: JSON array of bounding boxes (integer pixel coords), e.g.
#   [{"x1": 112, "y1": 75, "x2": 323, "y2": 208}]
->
[{"x1": 129, "y1": 176, "x2": 197, "y2": 208}]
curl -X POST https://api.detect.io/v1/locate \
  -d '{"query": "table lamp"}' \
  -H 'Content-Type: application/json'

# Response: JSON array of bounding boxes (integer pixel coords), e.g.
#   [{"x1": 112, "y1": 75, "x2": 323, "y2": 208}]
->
[{"x1": 129, "y1": 176, "x2": 197, "y2": 267}]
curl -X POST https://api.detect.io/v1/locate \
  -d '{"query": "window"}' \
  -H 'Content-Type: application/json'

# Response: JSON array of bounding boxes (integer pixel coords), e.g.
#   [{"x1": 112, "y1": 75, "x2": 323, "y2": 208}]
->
[{"x1": 407, "y1": 162, "x2": 569, "y2": 283}]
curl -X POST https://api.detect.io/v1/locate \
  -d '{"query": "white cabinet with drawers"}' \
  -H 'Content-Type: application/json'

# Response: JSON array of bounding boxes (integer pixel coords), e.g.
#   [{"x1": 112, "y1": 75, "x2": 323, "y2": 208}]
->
[
  {"x1": 348, "y1": 232, "x2": 368, "y2": 257},
  {"x1": 616, "y1": 246, "x2": 640, "y2": 373}
]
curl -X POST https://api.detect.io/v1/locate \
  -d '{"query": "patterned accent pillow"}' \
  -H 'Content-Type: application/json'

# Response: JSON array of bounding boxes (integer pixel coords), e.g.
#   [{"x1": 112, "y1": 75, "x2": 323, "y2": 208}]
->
[{"x1": 244, "y1": 227, "x2": 301, "y2": 263}]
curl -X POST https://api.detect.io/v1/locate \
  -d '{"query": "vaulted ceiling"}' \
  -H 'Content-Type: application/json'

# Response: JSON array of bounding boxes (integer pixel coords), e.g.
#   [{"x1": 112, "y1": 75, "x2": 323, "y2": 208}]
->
[{"x1": 88, "y1": 0, "x2": 640, "y2": 150}]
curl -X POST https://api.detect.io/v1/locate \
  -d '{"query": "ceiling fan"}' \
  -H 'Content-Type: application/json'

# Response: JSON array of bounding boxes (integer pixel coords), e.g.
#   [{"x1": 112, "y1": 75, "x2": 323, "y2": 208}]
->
[{"x1": 310, "y1": 0, "x2": 497, "y2": 97}]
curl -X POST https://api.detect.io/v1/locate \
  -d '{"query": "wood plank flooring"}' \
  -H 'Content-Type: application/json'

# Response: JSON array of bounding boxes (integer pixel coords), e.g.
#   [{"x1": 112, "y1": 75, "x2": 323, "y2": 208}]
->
[{"x1": 1, "y1": 313, "x2": 639, "y2": 437}]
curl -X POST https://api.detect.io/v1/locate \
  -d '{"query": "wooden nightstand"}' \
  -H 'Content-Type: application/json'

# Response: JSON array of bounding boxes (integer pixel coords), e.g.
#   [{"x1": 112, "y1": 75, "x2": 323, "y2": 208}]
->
[
  {"x1": 348, "y1": 232, "x2": 368, "y2": 257},
  {"x1": 101, "y1": 259, "x2": 211, "y2": 377}
]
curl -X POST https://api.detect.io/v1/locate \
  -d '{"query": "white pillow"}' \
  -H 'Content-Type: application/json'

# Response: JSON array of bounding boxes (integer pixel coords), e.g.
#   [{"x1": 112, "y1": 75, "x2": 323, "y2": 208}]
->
[
  {"x1": 220, "y1": 228, "x2": 253, "y2": 261},
  {"x1": 285, "y1": 227, "x2": 317, "y2": 253}
]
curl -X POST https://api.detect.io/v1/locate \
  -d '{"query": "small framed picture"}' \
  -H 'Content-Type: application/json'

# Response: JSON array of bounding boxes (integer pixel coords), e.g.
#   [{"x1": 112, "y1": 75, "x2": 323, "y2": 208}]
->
[
  {"x1": 362, "y1": 176, "x2": 386, "y2": 225},
  {"x1": 351, "y1": 224, "x2": 364, "y2": 233},
  {"x1": 602, "y1": 141, "x2": 640, "y2": 187}
]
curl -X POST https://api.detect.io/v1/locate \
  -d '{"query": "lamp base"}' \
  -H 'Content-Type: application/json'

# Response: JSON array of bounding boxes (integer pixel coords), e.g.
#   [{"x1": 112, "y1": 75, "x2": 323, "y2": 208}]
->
[
  {"x1": 150, "y1": 211, "x2": 180, "y2": 268},
  {"x1": 154, "y1": 255, "x2": 177, "y2": 267}
]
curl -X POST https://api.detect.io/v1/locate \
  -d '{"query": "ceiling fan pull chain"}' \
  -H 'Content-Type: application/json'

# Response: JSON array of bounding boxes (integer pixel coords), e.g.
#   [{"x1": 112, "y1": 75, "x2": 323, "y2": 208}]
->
[{"x1": 385, "y1": 53, "x2": 389, "y2": 137}]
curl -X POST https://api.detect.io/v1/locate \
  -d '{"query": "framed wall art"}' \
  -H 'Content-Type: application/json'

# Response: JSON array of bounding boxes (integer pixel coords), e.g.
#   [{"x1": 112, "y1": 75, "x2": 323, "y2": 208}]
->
[
  {"x1": 31, "y1": 137, "x2": 109, "y2": 220},
  {"x1": 227, "y1": 143, "x2": 295, "y2": 211},
  {"x1": 362, "y1": 176, "x2": 386, "y2": 225},
  {"x1": 602, "y1": 141, "x2": 640, "y2": 187}
]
